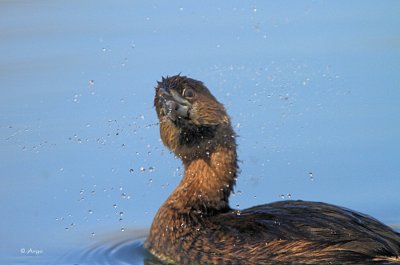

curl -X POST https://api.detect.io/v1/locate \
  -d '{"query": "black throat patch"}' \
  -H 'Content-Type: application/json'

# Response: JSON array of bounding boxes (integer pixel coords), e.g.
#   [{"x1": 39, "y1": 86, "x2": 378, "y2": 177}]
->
[{"x1": 178, "y1": 124, "x2": 216, "y2": 148}]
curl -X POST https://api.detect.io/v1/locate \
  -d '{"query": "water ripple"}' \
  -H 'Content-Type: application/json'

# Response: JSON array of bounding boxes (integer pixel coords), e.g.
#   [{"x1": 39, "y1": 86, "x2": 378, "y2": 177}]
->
[{"x1": 61, "y1": 230, "x2": 162, "y2": 265}]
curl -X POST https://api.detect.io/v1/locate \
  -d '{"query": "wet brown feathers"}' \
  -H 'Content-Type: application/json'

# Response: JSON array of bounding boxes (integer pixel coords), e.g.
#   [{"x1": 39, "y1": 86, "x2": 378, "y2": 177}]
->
[{"x1": 145, "y1": 75, "x2": 400, "y2": 265}]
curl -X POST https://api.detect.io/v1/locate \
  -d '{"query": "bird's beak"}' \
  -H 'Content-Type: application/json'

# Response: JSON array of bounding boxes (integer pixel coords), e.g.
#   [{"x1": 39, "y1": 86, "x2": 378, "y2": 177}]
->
[{"x1": 158, "y1": 87, "x2": 191, "y2": 120}]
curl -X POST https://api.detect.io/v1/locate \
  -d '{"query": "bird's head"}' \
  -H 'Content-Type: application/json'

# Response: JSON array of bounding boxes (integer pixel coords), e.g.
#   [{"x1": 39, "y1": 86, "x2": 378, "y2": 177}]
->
[{"x1": 154, "y1": 75, "x2": 234, "y2": 161}]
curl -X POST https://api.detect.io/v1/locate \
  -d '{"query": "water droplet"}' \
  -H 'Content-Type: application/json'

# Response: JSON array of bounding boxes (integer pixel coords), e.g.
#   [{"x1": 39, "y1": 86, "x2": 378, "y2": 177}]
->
[
  {"x1": 280, "y1": 194, "x2": 285, "y2": 199},
  {"x1": 113, "y1": 204, "x2": 117, "y2": 208},
  {"x1": 140, "y1": 166, "x2": 145, "y2": 172},
  {"x1": 309, "y1": 172, "x2": 314, "y2": 181},
  {"x1": 129, "y1": 168, "x2": 134, "y2": 173},
  {"x1": 149, "y1": 178, "x2": 153, "y2": 183},
  {"x1": 88, "y1": 210, "x2": 93, "y2": 214},
  {"x1": 119, "y1": 211, "x2": 124, "y2": 216},
  {"x1": 120, "y1": 227, "x2": 125, "y2": 232},
  {"x1": 91, "y1": 232, "x2": 95, "y2": 236},
  {"x1": 88, "y1": 80, "x2": 95, "y2": 85},
  {"x1": 287, "y1": 193, "x2": 292, "y2": 199},
  {"x1": 148, "y1": 166, "x2": 155, "y2": 172}
]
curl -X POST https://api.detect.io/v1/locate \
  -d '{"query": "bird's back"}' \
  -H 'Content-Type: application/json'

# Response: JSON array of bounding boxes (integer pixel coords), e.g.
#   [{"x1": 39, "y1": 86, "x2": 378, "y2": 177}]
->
[{"x1": 186, "y1": 200, "x2": 400, "y2": 264}]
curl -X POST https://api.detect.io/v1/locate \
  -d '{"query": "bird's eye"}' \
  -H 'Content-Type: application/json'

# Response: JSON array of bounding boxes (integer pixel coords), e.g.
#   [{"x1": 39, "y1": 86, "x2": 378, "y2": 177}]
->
[{"x1": 182, "y1": 88, "x2": 195, "y2": 98}]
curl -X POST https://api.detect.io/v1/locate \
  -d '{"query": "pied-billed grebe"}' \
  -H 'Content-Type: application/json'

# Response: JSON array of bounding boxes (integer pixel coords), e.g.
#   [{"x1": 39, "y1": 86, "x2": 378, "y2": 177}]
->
[{"x1": 144, "y1": 75, "x2": 400, "y2": 264}]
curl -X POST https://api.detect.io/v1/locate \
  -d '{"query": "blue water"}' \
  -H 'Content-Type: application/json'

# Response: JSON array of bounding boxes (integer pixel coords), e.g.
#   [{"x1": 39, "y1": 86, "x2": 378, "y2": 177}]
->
[{"x1": 1, "y1": 1, "x2": 399, "y2": 264}]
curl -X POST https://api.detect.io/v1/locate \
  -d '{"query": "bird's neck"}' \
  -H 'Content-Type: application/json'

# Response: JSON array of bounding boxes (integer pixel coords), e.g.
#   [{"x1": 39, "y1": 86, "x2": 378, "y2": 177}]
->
[{"x1": 165, "y1": 146, "x2": 237, "y2": 214}]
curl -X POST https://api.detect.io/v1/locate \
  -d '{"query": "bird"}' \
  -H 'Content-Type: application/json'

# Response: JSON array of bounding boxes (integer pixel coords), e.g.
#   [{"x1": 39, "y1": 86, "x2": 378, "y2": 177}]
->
[{"x1": 144, "y1": 74, "x2": 400, "y2": 265}]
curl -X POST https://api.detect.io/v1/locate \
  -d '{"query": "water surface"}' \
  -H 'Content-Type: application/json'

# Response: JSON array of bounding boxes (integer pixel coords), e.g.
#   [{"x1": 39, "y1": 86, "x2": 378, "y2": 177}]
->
[{"x1": 1, "y1": 1, "x2": 399, "y2": 264}]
